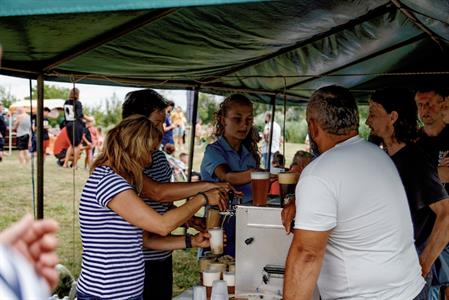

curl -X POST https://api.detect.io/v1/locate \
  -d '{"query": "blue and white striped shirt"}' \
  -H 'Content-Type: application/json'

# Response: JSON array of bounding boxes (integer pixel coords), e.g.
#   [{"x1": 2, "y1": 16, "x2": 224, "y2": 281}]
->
[
  {"x1": 77, "y1": 166, "x2": 144, "y2": 300},
  {"x1": 142, "y1": 150, "x2": 173, "y2": 261}
]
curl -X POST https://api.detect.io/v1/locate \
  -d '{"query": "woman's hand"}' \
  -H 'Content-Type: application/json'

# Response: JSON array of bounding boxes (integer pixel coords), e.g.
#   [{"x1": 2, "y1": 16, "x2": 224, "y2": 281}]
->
[
  {"x1": 187, "y1": 216, "x2": 206, "y2": 232},
  {"x1": 211, "y1": 182, "x2": 244, "y2": 200},
  {"x1": 192, "y1": 232, "x2": 210, "y2": 248},
  {"x1": 202, "y1": 188, "x2": 228, "y2": 211}
]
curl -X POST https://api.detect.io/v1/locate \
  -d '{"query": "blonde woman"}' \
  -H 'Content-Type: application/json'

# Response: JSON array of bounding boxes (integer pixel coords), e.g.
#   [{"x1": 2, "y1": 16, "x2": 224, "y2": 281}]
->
[{"x1": 77, "y1": 115, "x2": 226, "y2": 300}]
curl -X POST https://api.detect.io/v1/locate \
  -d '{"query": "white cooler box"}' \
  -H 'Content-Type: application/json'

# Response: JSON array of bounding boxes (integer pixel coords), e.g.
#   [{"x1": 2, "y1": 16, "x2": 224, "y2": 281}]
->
[{"x1": 235, "y1": 205, "x2": 319, "y2": 299}]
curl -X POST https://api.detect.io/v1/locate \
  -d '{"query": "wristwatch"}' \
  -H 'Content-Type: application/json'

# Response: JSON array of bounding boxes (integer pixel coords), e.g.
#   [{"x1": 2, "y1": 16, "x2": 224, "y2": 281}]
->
[{"x1": 185, "y1": 234, "x2": 192, "y2": 249}]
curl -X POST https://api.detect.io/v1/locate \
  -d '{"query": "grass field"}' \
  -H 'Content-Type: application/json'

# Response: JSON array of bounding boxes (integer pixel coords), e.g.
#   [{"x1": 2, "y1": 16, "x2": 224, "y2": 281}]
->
[{"x1": 0, "y1": 141, "x2": 305, "y2": 296}]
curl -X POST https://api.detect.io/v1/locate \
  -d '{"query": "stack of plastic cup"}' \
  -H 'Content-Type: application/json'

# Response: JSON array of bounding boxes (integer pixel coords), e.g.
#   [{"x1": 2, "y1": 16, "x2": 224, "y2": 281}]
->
[
  {"x1": 211, "y1": 280, "x2": 228, "y2": 300},
  {"x1": 223, "y1": 271, "x2": 235, "y2": 295},
  {"x1": 203, "y1": 270, "x2": 220, "y2": 298},
  {"x1": 193, "y1": 285, "x2": 207, "y2": 300}
]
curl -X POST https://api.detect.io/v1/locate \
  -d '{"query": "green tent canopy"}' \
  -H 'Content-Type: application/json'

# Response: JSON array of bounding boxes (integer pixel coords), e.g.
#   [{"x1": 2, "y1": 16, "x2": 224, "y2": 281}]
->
[{"x1": 0, "y1": 0, "x2": 448, "y2": 104}]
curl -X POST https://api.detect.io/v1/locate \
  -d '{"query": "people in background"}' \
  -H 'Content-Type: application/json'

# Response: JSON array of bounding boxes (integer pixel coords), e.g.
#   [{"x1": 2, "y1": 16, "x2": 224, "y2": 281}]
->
[
  {"x1": 76, "y1": 115, "x2": 227, "y2": 300},
  {"x1": 195, "y1": 119, "x2": 204, "y2": 145},
  {"x1": 289, "y1": 150, "x2": 313, "y2": 174},
  {"x1": 13, "y1": 106, "x2": 31, "y2": 165},
  {"x1": 121, "y1": 89, "x2": 232, "y2": 300},
  {"x1": 283, "y1": 85, "x2": 424, "y2": 300},
  {"x1": 201, "y1": 94, "x2": 259, "y2": 256},
  {"x1": 0, "y1": 103, "x2": 6, "y2": 162},
  {"x1": 171, "y1": 106, "x2": 186, "y2": 151},
  {"x1": 0, "y1": 46, "x2": 59, "y2": 299},
  {"x1": 261, "y1": 111, "x2": 281, "y2": 169},
  {"x1": 86, "y1": 119, "x2": 98, "y2": 156},
  {"x1": 366, "y1": 87, "x2": 449, "y2": 299},
  {"x1": 63, "y1": 88, "x2": 92, "y2": 169},
  {"x1": 30, "y1": 107, "x2": 51, "y2": 159},
  {"x1": 95, "y1": 127, "x2": 104, "y2": 154},
  {"x1": 271, "y1": 151, "x2": 285, "y2": 171},
  {"x1": 53, "y1": 127, "x2": 72, "y2": 167},
  {"x1": 161, "y1": 100, "x2": 176, "y2": 150}
]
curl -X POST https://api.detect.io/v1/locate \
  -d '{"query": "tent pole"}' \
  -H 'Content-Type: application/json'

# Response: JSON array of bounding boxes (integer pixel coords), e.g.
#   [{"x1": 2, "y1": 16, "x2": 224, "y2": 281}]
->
[
  {"x1": 36, "y1": 74, "x2": 44, "y2": 219},
  {"x1": 187, "y1": 89, "x2": 199, "y2": 182},
  {"x1": 267, "y1": 95, "x2": 276, "y2": 170}
]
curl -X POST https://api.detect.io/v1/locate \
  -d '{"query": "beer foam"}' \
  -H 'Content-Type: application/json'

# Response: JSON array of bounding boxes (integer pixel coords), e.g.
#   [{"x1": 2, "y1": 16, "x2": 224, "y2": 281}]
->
[
  {"x1": 251, "y1": 171, "x2": 270, "y2": 180},
  {"x1": 278, "y1": 172, "x2": 299, "y2": 184}
]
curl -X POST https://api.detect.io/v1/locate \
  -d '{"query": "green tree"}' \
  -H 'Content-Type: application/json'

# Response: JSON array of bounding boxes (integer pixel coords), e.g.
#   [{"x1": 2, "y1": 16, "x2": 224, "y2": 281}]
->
[
  {"x1": 198, "y1": 93, "x2": 220, "y2": 124},
  {"x1": 86, "y1": 93, "x2": 122, "y2": 129},
  {"x1": 0, "y1": 86, "x2": 18, "y2": 107},
  {"x1": 25, "y1": 84, "x2": 70, "y2": 100}
]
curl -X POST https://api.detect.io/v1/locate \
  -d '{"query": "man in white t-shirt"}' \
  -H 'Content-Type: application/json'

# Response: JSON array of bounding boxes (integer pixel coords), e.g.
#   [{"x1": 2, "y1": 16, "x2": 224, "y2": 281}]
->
[
  {"x1": 262, "y1": 111, "x2": 281, "y2": 169},
  {"x1": 283, "y1": 85, "x2": 424, "y2": 300}
]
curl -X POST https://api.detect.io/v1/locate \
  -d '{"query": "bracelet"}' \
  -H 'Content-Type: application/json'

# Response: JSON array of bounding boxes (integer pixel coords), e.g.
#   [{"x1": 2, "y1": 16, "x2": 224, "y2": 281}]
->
[
  {"x1": 185, "y1": 234, "x2": 192, "y2": 249},
  {"x1": 198, "y1": 192, "x2": 209, "y2": 206}
]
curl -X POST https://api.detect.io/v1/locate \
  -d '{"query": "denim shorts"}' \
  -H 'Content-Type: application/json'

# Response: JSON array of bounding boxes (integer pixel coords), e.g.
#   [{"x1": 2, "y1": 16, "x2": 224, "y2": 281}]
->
[{"x1": 173, "y1": 127, "x2": 183, "y2": 137}]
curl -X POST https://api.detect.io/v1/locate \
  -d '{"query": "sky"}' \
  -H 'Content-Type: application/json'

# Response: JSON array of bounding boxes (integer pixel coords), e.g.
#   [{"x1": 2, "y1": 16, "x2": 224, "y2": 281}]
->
[{"x1": 0, "y1": 75, "x2": 189, "y2": 111}]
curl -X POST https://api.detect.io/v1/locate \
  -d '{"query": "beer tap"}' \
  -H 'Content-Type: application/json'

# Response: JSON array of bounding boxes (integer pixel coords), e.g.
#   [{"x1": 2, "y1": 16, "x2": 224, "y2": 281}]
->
[{"x1": 219, "y1": 190, "x2": 241, "y2": 217}]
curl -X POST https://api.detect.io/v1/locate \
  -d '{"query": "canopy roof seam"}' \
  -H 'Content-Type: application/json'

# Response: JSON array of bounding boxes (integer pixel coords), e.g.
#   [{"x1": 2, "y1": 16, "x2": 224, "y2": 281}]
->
[
  {"x1": 390, "y1": 0, "x2": 448, "y2": 48},
  {"x1": 200, "y1": 3, "x2": 396, "y2": 84},
  {"x1": 42, "y1": 8, "x2": 178, "y2": 72},
  {"x1": 282, "y1": 32, "x2": 427, "y2": 91},
  {"x1": 403, "y1": 5, "x2": 449, "y2": 27}
]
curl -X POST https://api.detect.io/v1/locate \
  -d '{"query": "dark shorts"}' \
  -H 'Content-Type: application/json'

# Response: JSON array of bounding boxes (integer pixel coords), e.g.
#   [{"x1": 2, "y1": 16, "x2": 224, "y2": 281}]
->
[
  {"x1": 144, "y1": 256, "x2": 173, "y2": 300},
  {"x1": 16, "y1": 134, "x2": 29, "y2": 150},
  {"x1": 66, "y1": 121, "x2": 84, "y2": 146},
  {"x1": 0, "y1": 137, "x2": 4, "y2": 151}
]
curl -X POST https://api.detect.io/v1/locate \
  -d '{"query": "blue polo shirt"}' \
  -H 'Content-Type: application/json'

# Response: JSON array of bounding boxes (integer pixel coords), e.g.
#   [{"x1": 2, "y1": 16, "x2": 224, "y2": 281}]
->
[{"x1": 201, "y1": 136, "x2": 257, "y2": 204}]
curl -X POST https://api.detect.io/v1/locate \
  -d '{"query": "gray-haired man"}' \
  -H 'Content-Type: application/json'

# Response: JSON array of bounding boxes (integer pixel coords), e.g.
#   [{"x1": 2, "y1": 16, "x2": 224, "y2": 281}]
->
[{"x1": 284, "y1": 85, "x2": 424, "y2": 300}]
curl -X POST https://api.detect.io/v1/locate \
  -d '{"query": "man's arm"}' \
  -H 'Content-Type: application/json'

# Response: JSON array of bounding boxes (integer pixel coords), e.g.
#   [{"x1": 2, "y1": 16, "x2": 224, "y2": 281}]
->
[
  {"x1": 420, "y1": 199, "x2": 449, "y2": 276},
  {"x1": 438, "y1": 166, "x2": 449, "y2": 183},
  {"x1": 141, "y1": 176, "x2": 231, "y2": 202},
  {"x1": 284, "y1": 229, "x2": 329, "y2": 300}
]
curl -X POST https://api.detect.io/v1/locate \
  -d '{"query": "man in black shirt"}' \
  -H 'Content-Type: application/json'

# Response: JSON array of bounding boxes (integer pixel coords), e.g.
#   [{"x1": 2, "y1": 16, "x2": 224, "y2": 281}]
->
[
  {"x1": 415, "y1": 88, "x2": 449, "y2": 183},
  {"x1": 415, "y1": 88, "x2": 449, "y2": 299},
  {"x1": 366, "y1": 88, "x2": 449, "y2": 299}
]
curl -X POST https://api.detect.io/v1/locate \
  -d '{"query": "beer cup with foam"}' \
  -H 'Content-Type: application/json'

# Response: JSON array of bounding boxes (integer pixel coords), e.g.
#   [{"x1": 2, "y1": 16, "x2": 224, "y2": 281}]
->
[
  {"x1": 251, "y1": 171, "x2": 270, "y2": 206},
  {"x1": 278, "y1": 172, "x2": 299, "y2": 207}
]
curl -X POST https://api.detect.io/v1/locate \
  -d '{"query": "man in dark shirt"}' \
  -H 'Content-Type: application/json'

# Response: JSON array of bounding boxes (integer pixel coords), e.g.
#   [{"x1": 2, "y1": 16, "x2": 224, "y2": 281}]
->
[
  {"x1": 415, "y1": 88, "x2": 449, "y2": 180},
  {"x1": 366, "y1": 88, "x2": 449, "y2": 299},
  {"x1": 415, "y1": 88, "x2": 449, "y2": 299}
]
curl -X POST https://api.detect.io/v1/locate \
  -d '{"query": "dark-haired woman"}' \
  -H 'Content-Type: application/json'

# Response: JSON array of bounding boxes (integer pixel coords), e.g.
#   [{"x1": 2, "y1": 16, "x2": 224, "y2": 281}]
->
[
  {"x1": 122, "y1": 89, "x2": 231, "y2": 300},
  {"x1": 201, "y1": 94, "x2": 260, "y2": 256}
]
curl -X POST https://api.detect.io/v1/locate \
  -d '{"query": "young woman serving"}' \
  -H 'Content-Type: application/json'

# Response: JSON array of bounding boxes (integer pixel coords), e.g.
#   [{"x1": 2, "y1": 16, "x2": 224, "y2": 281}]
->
[{"x1": 200, "y1": 94, "x2": 260, "y2": 256}]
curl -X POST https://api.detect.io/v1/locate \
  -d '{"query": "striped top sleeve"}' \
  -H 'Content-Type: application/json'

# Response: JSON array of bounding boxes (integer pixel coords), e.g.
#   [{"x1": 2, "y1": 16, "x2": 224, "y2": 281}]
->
[{"x1": 142, "y1": 150, "x2": 174, "y2": 261}]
